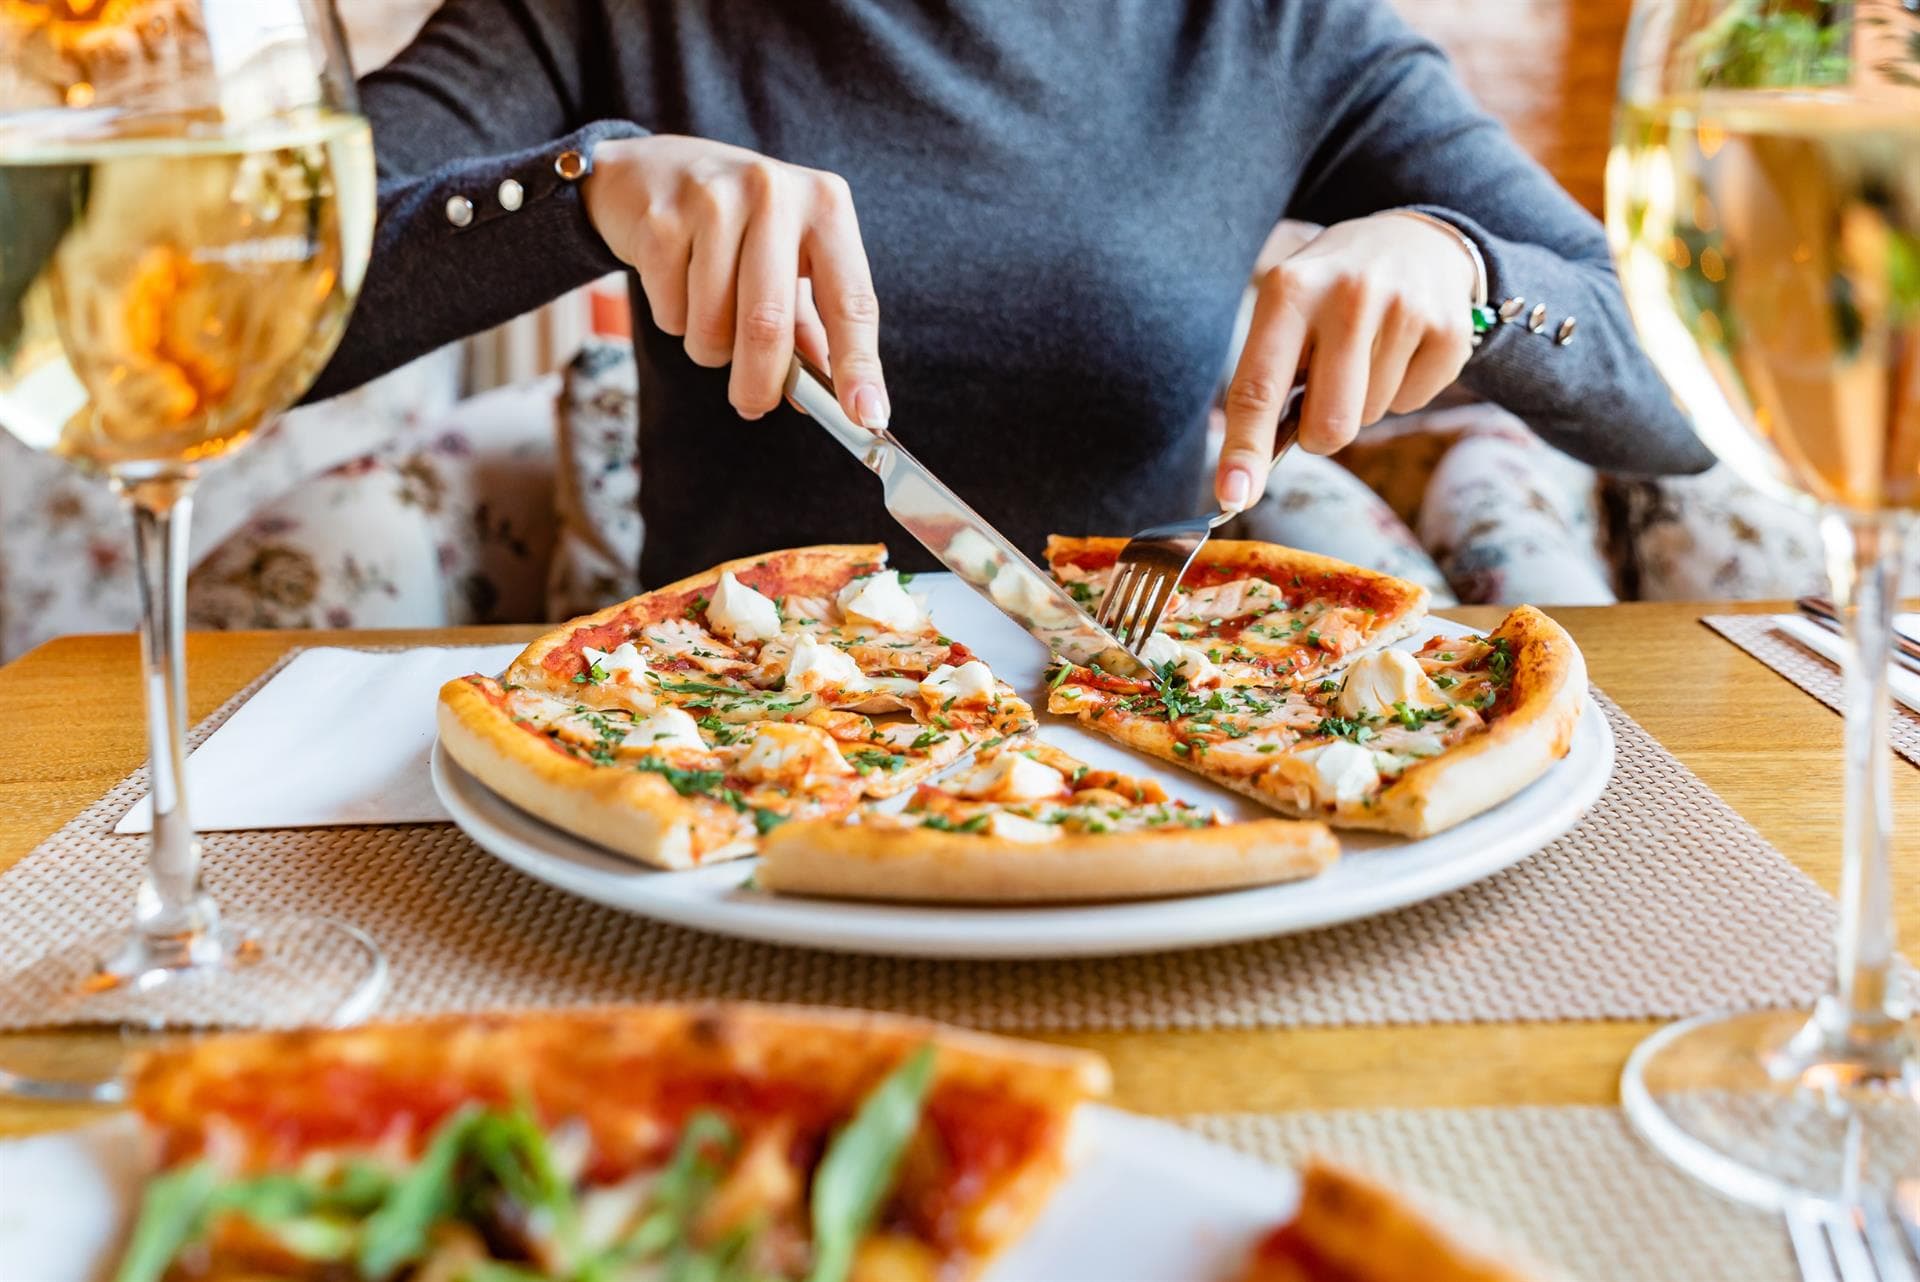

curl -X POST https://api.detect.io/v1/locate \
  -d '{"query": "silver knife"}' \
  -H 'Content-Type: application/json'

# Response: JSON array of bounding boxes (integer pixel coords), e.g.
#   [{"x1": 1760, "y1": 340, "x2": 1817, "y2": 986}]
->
[{"x1": 783, "y1": 354, "x2": 1148, "y2": 677}]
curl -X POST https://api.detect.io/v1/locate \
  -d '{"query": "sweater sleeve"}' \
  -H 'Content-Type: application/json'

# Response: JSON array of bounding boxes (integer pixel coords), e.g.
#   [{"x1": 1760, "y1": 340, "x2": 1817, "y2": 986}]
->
[
  {"x1": 307, "y1": 0, "x2": 644, "y2": 400},
  {"x1": 1277, "y1": 1, "x2": 1713, "y2": 476}
]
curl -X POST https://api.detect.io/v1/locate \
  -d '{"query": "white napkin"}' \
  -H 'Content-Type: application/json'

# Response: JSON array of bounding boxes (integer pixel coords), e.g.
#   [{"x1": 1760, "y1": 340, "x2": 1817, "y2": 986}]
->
[
  {"x1": 115, "y1": 644, "x2": 524, "y2": 833},
  {"x1": 1772, "y1": 615, "x2": 1920, "y2": 716}
]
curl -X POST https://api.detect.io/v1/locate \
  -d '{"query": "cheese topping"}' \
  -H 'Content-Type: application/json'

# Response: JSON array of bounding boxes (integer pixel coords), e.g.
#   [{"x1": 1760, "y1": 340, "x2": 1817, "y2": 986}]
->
[
  {"x1": 737, "y1": 722, "x2": 855, "y2": 784},
  {"x1": 706, "y1": 571, "x2": 782, "y2": 644},
  {"x1": 953, "y1": 752, "x2": 1068, "y2": 803},
  {"x1": 1139, "y1": 632, "x2": 1221, "y2": 688},
  {"x1": 984, "y1": 811, "x2": 1063, "y2": 843},
  {"x1": 582, "y1": 641, "x2": 647, "y2": 683},
  {"x1": 1165, "y1": 577, "x2": 1286, "y2": 621},
  {"x1": 784, "y1": 634, "x2": 871, "y2": 694},
  {"x1": 921, "y1": 660, "x2": 997, "y2": 708},
  {"x1": 835, "y1": 571, "x2": 925, "y2": 633},
  {"x1": 988, "y1": 569, "x2": 1074, "y2": 628},
  {"x1": 1334, "y1": 650, "x2": 1451, "y2": 721},
  {"x1": 1296, "y1": 739, "x2": 1380, "y2": 805},
  {"x1": 624, "y1": 706, "x2": 706, "y2": 752}
]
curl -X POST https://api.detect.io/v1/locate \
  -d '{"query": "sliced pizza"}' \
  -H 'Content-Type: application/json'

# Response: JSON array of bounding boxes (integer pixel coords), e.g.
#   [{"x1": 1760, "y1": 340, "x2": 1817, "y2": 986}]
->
[
  {"x1": 1235, "y1": 1160, "x2": 1541, "y2": 1282},
  {"x1": 759, "y1": 739, "x2": 1338, "y2": 903},
  {"x1": 438, "y1": 545, "x2": 1034, "y2": 868},
  {"x1": 1045, "y1": 535, "x2": 1432, "y2": 688},
  {"x1": 119, "y1": 1004, "x2": 1110, "y2": 1282},
  {"x1": 1048, "y1": 606, "x2": 1586, "y2": 838}
]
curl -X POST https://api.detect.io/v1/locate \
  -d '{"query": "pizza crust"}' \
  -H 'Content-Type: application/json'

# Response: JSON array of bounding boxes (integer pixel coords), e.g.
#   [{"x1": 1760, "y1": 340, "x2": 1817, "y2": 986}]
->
[
  {"x1": 437, "y1": 676, "x2": 751, "y2": 869},
  {"x1": 756, "y1": 816, "x2": 1338, "y2": 903}
]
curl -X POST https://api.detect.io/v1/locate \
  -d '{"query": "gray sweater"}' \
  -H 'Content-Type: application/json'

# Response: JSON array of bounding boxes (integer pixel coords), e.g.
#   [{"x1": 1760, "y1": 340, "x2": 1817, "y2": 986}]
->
[{"x1": 313, "y1": 0, "x2": 1711, "y2": 584}]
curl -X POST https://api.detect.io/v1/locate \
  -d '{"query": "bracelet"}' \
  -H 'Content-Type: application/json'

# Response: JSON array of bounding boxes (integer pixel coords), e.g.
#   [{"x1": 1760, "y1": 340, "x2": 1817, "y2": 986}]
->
[{"x1": 1390, "y1": 209, "x2": 1489, "y2": 309}]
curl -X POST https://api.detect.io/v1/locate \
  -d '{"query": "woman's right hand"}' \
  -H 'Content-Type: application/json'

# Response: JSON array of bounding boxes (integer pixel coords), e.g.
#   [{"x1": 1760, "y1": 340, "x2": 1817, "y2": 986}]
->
[{"x1": 582, "y1": 135, "x2": 889, "y2": 429}]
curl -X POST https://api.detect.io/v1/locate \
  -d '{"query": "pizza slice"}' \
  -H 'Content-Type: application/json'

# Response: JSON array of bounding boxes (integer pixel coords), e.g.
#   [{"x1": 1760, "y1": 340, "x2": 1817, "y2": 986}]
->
[
  {"x1": 439, "y1": 545, "x2": 1033, "y2": 868},
  {"x1": 758, "y1": 739, "x2": 1338, "y2": 903},
  {"x1": 117, "y1": 1004, "x2": 1109, "y2": 1282},
  {"x1": 1235, "y1": 1161, "x2": 1541, "y2": 1282},
  {"x1": 1048, "y1": 606, "x2": 1587, "y2": 838},
  {"x1": 1045, "y1": 536, "x2": 1431, "y2": 689}
]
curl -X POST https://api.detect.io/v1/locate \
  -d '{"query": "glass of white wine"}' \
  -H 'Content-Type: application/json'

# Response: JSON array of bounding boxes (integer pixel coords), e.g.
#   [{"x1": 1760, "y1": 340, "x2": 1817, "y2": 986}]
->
[
  {"x1": 0, "y1": 0, "x2": 384, "y2": 1098},
  {"x1": 1609, "y1": 0, "x2": 1920, "y2": 1207}
]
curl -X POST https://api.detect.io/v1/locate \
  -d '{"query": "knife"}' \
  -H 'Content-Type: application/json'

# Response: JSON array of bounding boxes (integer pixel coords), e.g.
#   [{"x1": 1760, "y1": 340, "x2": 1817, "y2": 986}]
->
[{"x1": 783, "y1": 354, "x2": 1148, "y2": 677}]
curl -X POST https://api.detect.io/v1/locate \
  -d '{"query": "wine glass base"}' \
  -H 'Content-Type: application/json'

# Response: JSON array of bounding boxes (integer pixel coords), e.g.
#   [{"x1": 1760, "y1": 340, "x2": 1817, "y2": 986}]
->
[
  {"x1": 0, "y1": 915, "x2": 386, "y2": 1103},
  {"x1": 1623, "y1": 1009, "x2": 1920, "y2": 1210}
]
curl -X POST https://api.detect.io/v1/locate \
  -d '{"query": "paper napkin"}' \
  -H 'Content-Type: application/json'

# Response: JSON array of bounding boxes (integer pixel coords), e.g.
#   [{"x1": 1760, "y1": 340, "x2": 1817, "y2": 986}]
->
[
  {"x1": 115, "y1": 644, "x2": 524, "y2": 834},
  {"x1": 1772, "y1": 615, "x2": 1920, "y2": 716}
]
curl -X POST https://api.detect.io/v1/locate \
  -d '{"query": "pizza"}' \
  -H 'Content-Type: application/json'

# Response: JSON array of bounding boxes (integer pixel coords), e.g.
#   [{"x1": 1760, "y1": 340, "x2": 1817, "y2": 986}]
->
[
  {"x1": 758, "y1": 738, "x2": 1338, "y2": 903},
  {"x1": 1047, "y1": 600, "x2": 1586, "y2": 838},
  {"x1": 1045, "y1": 536, "x2": 1433, "y2": 689},
  {"x1": 437, "y1": 545, "x2": 1034, "y2": 869},
  {"x1": 1236, "y1": 1161, "x2": 1540, "y2": 1282},
  {"x1": 117, "y1": 1004, "x2": 1109, "y2": 1282}
]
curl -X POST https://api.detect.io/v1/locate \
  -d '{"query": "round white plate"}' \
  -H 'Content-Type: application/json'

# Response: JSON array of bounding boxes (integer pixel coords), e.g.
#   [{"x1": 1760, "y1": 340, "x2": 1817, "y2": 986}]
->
[
  {"x1": 433, "y1": 573, "x2": 1614, "y2": 958},
  {"x1": 0, "y1": 1106, "x2": 1298, "y2": 1282}
]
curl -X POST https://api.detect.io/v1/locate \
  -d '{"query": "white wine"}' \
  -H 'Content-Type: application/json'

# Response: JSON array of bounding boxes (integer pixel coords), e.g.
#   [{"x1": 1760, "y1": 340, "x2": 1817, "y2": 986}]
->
[
  {"x1": 0, "y1": 109, "x2": 373, "y2": 476},
  {"x1": 1609, "y1": 93, "x2": 1920, "y2": 513}
]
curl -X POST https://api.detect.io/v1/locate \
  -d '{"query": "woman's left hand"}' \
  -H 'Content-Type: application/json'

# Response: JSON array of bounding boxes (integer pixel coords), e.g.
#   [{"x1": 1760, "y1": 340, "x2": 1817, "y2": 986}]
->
[{"x1": 1216, "y1": 212, "x2": 1479, "y2": 511}]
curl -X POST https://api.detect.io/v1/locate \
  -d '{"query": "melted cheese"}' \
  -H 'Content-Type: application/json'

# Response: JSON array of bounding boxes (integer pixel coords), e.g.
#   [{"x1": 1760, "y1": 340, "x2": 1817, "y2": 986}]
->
[
  {"x1": 1165, "y1": 577, "x2": 1286, "y2": 621},
  {"x1": 1139, "y1": 633, "x2": 1221, "y2": 688},
  {"x1": 624, "y1": 706, "x2": 706, "y2": 752},
  {"x1": 1334, "y1": 650, "x2": 1451, "y2": 721},
  {"x1": 706, "y1": 571, "x2": 782, "y2": 644},
  {"x1": 836, "y1": 571, "x2": 926, "y2": 633},
  {"x1": 737, "y1": 722, "x2": 855, "y2": 784},
  {"x1": 639, "y1": 618, "x2": 746, "y2": 675},
  {"x1": 784, "y1": 635, "x2": 871, "y2": 694},
  {"x1": 985, "y1": 811, "x2": 1063, "y2": 843},
  {"x1": 582, "y1": 641, "x2": 647, "y2": 683},
  {"x1": 953, "y1": 752, "x2": 1068, "y2": 802},
  {"x1": 1296, "y1": 739, "x2": 1380, "y2": 804},
  {"x1": 921, "y1": 660, "x2": 997, "y2": 708}
]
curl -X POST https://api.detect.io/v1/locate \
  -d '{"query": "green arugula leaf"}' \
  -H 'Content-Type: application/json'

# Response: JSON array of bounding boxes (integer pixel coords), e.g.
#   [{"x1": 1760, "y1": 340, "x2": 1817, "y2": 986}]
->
[
  {"x1": 806, "y1": 1045, "x2": 937, "y2": 1282},
  {"x1": 357, "y1": 1105, "x2": 483, "y2": 1280},
  {"x1": 114, "y1": 1161, "x2": 221, "y2": 1282}
]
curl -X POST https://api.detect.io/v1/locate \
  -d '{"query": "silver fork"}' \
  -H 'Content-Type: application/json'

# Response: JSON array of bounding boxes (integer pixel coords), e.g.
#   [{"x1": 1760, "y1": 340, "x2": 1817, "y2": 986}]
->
[
  {"x1": 1096, "y1": 383, "x2": 1305, "y2": 648},
  {"x1": 1787, "y1": 1195, "x2": 1920, "y2": 1282}
]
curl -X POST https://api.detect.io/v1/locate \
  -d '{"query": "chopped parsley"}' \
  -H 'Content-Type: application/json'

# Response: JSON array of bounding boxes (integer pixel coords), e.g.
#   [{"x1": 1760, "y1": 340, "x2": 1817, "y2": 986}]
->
[
  {"x1": 1391, "y1": 701, "x2": 1452, "y2": 732},
  {"x1": 909, "y1": 728, "x2": 949, "y2": 751},
  {"x1": 1486, "y1": 637, "x2": 1515, "y2": 686},
  {"x1": 1067, "y1": 581, "x2": 1096, "y2": 605},
  {"x1": 1315, "y1": 714, "x2": 1379, "y2": 744},
  {"x1": 572, "y1": 659, "x2": 609, "y2": 685},
  {"x1": 1318, "y1": 679, "x2": 1339, "y2": 694},
  {"x1": 921, "y1": 813, "x2": 991, "y2": 834},
  {"x1": 1433, "y1": 674, "x2": 1457, "y2": 690},
  {"x1": 684, "y1": 594, "x2": 708, "y2": 619},
  {"x1": 634, "y1": 758, "x2": 728, "y2": 799},
  {"x1": 695, "y1": 714, "x2": 743, "y2": 746},
  {"x1": 848, "y1": 750, "x2": 908, "y2": 775},
  {"x1": 1047, "y1": 662, "x2": 1073, "y2": 690}
]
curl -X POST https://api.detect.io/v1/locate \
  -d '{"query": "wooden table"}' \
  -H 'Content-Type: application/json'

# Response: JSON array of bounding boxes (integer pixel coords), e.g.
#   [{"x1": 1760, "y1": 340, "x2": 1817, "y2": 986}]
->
[{"x1": 3, "y1": 601, "x2": 1914, "y2": 1141}]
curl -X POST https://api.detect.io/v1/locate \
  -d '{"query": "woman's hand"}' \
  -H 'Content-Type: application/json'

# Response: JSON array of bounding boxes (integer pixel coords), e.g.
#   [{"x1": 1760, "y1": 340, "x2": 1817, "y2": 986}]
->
[
  {"x1": 1217, "y1": 212, "x2": 1478, "y2": 510},
  {"x1": 583, "y1": 135, "x2": 889, "y2": 428}
]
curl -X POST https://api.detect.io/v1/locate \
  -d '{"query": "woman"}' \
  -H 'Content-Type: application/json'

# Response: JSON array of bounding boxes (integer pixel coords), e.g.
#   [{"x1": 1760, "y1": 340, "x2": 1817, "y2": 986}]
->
[{"x1": 312, "y1": 0, "x2": 1710, "y2": 586}]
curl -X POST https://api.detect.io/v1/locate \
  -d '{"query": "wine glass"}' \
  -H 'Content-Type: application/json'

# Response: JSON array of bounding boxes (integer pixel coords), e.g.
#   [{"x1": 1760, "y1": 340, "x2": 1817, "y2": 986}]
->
[
  {"x1": 1608, "y1": 0, "x2": 1920, "y2": 1207},
  {"x1": 0, "y1": 0, "x2": 384, "y2": 1099}
]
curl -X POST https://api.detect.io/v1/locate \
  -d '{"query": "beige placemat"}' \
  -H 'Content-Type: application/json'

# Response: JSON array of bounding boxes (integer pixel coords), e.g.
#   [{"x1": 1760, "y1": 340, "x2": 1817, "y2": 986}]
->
[
  {"x1": 1186, "y1": 1106, "x2": 1788, "y2": 1282},
  {"x1": 0, "y1": 650, "x2": 1856, "y2": 1031},
  {"x1": 1706, "y1": 613, "x2": 1920, "y2": 767}
]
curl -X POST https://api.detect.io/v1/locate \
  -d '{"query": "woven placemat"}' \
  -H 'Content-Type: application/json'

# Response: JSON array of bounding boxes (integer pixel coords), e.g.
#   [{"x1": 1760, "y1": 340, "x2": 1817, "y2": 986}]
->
[
  {"x1": 1706, "y1": 613, "x2": 1920, "y2": 767},
  {"x1": 1186, "y1": 1106, "x2": 1787, "y2": 1282},
  {"x1": 0, "y1": 651, "x2": 1855, "y2": 1031}
]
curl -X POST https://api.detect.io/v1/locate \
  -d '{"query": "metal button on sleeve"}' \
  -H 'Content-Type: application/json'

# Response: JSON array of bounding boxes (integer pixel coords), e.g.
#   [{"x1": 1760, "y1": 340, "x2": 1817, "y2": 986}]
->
[
  {"x1": 554, "y1": 149, "x2": 587, "y2": 181},
  {"x1": 1528, "y1": 303, "x2": 1548, "y2": 333},
  {"x1": 497, "y1": 179, "x2": 524, "y2": 212},
  {"x1": 1557, "y1": 317, "x2": 1578, "y2": 346},
  {"x1": 444, "y1": 195, "x2": 474, "y2": 228}
]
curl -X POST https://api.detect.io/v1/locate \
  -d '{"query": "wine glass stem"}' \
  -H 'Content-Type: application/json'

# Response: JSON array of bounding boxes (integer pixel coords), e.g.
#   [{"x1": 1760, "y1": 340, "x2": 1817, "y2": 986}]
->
[
  {"x1": 124, "y1": 475, "x2": 219, "y2": 963},
  {"x1": 1817, "y1": 510, "x2": 1910, "y2": 1061}
]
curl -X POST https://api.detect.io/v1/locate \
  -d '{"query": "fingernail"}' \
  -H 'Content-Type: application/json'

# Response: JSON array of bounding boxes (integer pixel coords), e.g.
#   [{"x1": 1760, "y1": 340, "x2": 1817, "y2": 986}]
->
[
  {"x1": 853, "y1": 384, "x2": 889, "y2": 431},
  {"x1": 1220, "y1": 467, "x2": 1252, "y2": 511}
]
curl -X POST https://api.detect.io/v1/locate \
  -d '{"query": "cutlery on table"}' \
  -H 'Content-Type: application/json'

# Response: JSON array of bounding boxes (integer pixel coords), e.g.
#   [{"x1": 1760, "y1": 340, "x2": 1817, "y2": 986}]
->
[
  {"x1": 1785, "y1": 1195, "x2": 1920, "y2": 1282},
  {"x1": 783, "y1": 354, "x2": 1148, "y2": 676},
  {"x1": 1793, "y1": 598, "x2": 1920, "y2": 677}
]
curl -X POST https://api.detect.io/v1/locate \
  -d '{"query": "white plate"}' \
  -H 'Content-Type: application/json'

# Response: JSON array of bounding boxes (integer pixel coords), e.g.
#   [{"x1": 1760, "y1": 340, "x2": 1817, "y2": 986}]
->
[
  {"x1": 0, "y1": 1107, "x2": 1293, "y2": 1282},
  {"x1": 433, "y1": 574, "x2": 1614, "y2": 958}
]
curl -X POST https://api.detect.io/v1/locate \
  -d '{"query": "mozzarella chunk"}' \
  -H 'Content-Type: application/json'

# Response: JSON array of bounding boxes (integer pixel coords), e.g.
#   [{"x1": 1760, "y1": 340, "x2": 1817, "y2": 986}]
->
[
  {"x1": 953, "y1": 752, "x2": 1069, "y2": 802},
  {"x1": 921, "y1": 660, "x2": 998, "y2": 708},
  {"x1": 1166, "y1": 577, "x2": 1285, "y2": 621},
  {"x1": 984, "y1": 811, "x2": 1063, "y2": 843},
  {"x1": 582, "y1": 641, "x2": 647, "y2": 683},
  {"x1": 941, "y1": 528, "x2": 1003, "y2": 580},
  {"x1": 624, "y1": 706, "x2": 706, "y2": 752},
  {"x1": 737, "y1": 722, "x2": 855, "y2": 784},
  {"x1": 706, "y1": 571, "x2": 782, "y2": 644},
  {"x1": 1334, "y1": 650, "x2": 1451, "y2": 721},
  {"x1": 1139, "y1": 632, "x2": 1221, "y2": 688},
  {"x1": 836, "y1": 571, "x2": 926, "y2": 633},
  {"x1": 1296, "y1": 739, "x2": 1381, "y2": 805},
  {"x1": 784, "y1": 634, "x2": 872, "y2": 694}
]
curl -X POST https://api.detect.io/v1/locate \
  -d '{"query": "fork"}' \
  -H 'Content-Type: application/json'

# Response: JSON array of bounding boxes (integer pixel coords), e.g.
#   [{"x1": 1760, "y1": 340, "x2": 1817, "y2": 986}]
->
[
  {"x1": 1786, "y1": 1195, "x2": 1920, "y2": 1281},
  {"x1": 1096, "y1": 383, "x2": 1305, "y2": 649}
]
